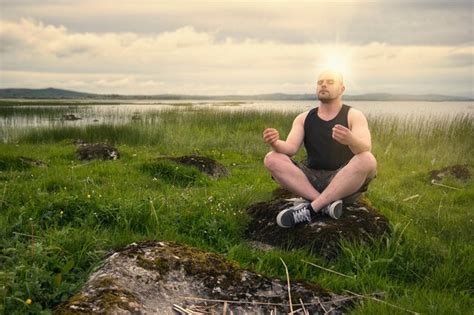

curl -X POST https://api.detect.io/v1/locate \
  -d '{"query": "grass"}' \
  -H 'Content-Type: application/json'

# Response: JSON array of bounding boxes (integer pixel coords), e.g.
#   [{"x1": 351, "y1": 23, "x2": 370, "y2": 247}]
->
[{"x1": 0, "y1": 105, "x2": 473, "y2": 314}]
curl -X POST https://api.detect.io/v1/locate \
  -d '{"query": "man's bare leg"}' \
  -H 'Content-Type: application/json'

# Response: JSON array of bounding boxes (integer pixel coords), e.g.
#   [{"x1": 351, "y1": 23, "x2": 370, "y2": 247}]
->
[
  {"x1": 310, "y1": 151, "x2": 377, "y2": 211},
  {"x1": 264, "y1": 151, "x2": 320, "y2": 201}
]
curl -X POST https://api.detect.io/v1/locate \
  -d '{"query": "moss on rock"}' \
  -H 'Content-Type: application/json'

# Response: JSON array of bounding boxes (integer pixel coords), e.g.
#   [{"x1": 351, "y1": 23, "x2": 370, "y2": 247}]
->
[
  {"x1": 245, "y1": 196, "x2": 391, "y2": 260},
  {"x1": 56, "y1": 241, "x2": 352, "y2": 314}
]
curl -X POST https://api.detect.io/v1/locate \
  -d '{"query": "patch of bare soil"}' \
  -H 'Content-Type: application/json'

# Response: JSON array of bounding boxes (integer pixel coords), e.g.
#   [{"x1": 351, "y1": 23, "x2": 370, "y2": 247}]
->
[
  {"x1": 56, "y1": 241, "x2": 354, "y2": 314},
  {"x1": 163, "y1": 155, "x2": 229, "y2": 178},
  {"x1": 76, "y1": 143, "x2": 120, "y2": 161},
  {"x1": 245, "y1": 197, "x2": 390, "y2": 260},
  {"x1": 430, "y1": 164, "x2": 471, "y2": 181}
]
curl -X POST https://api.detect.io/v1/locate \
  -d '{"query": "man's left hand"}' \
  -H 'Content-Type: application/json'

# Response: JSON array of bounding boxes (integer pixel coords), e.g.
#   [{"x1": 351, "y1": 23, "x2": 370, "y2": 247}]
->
[{"x1": 332, "y1": 124, "x2": 354, "y2": 145}]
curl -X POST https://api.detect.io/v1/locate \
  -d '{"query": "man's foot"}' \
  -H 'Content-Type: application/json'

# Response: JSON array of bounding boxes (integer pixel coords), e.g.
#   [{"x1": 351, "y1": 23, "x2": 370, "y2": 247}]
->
[
  {"x1": 276, "y1": 202, "x2": 314, "y2": 228},
  {"x1": 320, "y1": 200, "x2": 343, "y2": 219}
]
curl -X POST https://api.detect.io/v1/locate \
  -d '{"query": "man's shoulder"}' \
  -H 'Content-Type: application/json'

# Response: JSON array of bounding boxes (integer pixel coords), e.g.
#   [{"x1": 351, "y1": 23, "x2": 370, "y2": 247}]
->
[
  {"x1": 347, "y1": 107, "x2": 368, "y2": 129},
  {"x1": 347, "y1": 107, "x2": 366, "y2": 119},
  {"x1": 294, "y1": 110, "x2": 311, "y2": 122}
]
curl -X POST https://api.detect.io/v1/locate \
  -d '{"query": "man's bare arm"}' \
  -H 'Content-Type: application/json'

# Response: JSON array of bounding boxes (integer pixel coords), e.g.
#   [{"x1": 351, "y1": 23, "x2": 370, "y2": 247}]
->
[
  {"x1": 332, "y1": 109, "x2": 372, "y2": 154},
  {"x1": 263, "y1": 112, "x2": 307, "y2": 156}
]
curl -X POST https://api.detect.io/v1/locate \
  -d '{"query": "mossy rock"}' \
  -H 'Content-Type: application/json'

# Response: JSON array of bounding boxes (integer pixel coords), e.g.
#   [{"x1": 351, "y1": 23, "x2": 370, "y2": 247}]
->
[
  {"x1": 161, "y1": 155, "x2": 229, "y2": 178},
  {"x1": 76, "y1": 143, "x2": 120, "y2": 161},
  {"x1": 245, "y1": 197, "x2": 391, "y2": 260},
  {"x1": 56, "y1": 241, "x2": 353, "y2": 314},
  {"x1": 141, "y1": 159, "x2": 207, "y2": 187}
]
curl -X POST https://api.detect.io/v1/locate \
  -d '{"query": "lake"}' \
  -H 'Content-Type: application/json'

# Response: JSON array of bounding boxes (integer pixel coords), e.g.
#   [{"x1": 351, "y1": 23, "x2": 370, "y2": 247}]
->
[{"x1": 0, "y1": 99, "x2": 473, "y2": 137}]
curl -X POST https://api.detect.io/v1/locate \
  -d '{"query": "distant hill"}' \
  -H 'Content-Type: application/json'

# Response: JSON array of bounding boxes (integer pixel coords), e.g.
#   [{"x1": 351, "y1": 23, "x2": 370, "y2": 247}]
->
[
  {"x1": 0, "y1": 88, "x2": 471, "y2": 102},
  {"x1": 0, "y1": 88, "x2": 95, "y2": 99}
]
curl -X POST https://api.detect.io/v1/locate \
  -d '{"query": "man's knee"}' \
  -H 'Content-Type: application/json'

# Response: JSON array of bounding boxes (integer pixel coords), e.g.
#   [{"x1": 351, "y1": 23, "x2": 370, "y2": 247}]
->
[
  {"x1": 352, "y1": 151, "x2": 377, "y2": 174},
  {"x1": 263, "y1": 151, "x2": 288, "y2": 171}
]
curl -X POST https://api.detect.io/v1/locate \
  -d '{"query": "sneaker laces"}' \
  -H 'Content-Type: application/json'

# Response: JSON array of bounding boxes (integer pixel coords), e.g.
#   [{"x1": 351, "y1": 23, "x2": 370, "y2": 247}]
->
[{"x1": 292, "y1": 207, "x2": 312, "y2": 224}]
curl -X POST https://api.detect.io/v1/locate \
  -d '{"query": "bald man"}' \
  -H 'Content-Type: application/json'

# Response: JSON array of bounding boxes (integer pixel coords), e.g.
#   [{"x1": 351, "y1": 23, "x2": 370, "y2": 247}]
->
[{"x1": 263, "y1": 70, "x2": 377, "y2": 228}]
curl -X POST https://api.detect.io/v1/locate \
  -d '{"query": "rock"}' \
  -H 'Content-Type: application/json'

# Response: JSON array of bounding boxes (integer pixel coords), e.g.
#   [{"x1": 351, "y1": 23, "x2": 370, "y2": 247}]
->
[
  {"x1": 0, "y1": 156, "x2": 47, "y2": 171},
  {"x1": 62, "y1": 114, "x2": 82, "y2": 121},
  {"x1": 430, "y1": 164, "x2": 471, "y2": 181},
  {"x1": 161, "y1": 155, "x2": 229, "y2": 178},
  {"x1": 245, "y1": 197, "x2": 391, "y2": 260},
  {"x1": 56, "y1": 241, "x2": 353, "y2": 314},
  {"x1": 76, "y1": 143, "x2": 120, "y2": 161},
  {"x1": 18, "y1": 156, "x2": 48, "y2": 168}
]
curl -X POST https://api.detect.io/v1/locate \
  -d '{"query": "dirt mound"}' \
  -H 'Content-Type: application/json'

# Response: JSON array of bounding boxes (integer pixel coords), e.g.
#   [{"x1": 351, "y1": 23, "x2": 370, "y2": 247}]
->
[
  {"x1": 245, "y1": 198, "x2": 390, "y2": 260},
  {"x1": 163, "y1": 155, "x2": 229, "y2": 178},
  {"x1": 272, "y1": 187, "x2": 298, "y2": 199},
  {"x1": 0, "y1": 156, "x2": 47, "y2": 171},
  {"x1": 56, "y1": 241, "x2": 353, "y2": 314},
  {"x1": 76, "y1": 143, "x2": 120, "y2": 161},
  {"x1": 430, "y1": 164, "x2": 471, "y2": 181}
]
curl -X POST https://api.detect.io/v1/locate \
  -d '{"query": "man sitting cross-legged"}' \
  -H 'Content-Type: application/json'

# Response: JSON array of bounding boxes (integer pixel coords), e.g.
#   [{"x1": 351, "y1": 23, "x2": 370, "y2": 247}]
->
[{"x1": 262, "y1": 70, "x2": 377, "y2": 228}]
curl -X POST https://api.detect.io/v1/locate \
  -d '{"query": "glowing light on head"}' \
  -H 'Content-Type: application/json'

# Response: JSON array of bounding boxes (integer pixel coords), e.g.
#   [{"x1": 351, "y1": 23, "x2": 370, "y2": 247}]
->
[
  {"x1": 325, "y1": 54, "x2": 349, "y2": 77},
  {"x1": 316, "y1": 48, "x2": 353, "y2": 84}
]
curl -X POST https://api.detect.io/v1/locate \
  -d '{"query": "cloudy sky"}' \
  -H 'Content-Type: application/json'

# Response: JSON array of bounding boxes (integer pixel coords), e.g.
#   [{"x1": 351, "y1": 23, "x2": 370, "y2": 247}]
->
[{"x1": 1, "y1": 0, "x2": 473, "y2": 96}]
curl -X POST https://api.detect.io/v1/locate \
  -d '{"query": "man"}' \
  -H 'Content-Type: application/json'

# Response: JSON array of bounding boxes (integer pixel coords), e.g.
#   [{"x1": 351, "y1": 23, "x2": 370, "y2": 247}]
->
[{"x1": 263, "y1": 70, "x2": 377, "y2": 228}]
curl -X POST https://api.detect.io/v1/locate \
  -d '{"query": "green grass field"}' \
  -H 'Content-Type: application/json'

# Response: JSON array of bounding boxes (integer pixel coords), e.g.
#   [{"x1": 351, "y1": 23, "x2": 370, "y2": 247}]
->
[{"x1": 0, "y1": 107, "x2": 473, "y2": 314}]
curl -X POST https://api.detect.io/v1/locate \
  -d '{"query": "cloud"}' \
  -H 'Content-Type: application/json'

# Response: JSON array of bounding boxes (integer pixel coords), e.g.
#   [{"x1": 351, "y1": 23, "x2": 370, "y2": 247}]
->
[
  {"x1": 2, "y1": 1, "x2": 473, "y2": 45},
  {"x1": 0, "y1": 18, "x2": 473, "y2": 96}
]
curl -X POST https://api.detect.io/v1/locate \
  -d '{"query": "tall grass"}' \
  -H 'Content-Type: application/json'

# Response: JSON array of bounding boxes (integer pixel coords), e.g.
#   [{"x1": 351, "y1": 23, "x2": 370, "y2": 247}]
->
[
  {"x1": 20, "y1": 123, "x2": 166, "y2": 145},
  {"x1": 0, "y1": 107, "x2": 472, "y2": 314}
]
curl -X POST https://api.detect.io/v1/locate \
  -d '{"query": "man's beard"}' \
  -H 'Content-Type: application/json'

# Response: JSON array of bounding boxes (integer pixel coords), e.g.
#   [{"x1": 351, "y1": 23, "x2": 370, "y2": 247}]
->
[{"x1": 317, "y1": 93, "x2": 335, "y2": 103}]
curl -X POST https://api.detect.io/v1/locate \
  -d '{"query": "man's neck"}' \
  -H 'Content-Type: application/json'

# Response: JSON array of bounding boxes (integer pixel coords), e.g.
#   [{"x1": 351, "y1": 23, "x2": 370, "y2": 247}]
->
[{"x1": 318, "y1": 99, "x2": 343, "y2": 113}]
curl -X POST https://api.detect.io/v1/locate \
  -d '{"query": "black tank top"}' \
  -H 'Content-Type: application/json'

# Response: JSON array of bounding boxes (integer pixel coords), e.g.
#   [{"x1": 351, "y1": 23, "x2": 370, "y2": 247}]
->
[{"x1": 303, "y1": 104, "x2": 354, "y2": 170}]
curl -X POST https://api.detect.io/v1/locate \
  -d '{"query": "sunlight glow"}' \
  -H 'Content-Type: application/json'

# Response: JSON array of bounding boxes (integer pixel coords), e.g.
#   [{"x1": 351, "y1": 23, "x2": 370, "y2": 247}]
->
[
  {"x1": 325, "y1": 55, "x2": 348, "y2": 75},
  {"x1": 317, "y1": 47, "x2": 352, "y2": 82}
]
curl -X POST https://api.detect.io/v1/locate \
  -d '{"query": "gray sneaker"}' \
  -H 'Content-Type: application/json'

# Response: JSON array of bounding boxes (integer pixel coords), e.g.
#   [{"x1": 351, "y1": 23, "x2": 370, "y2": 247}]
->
[
  {"x1": 276, "y1": 202, "x2": 314, "y2": 228},
  {"x1": 321, "y1": 200, "x2": 343, "y2": 219}
]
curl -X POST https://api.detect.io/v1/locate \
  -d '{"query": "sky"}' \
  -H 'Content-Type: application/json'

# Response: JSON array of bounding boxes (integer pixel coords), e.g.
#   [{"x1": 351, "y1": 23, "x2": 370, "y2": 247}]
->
[{"x1": 0, "y1": 0, "x2": 473, "y2": 96}]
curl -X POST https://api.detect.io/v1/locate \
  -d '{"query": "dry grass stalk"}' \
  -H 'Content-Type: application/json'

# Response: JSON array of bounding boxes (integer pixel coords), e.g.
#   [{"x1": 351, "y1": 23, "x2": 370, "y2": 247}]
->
[
  {"x1": 344, "y1": 289, "x2": 421, "y2": 314},
  {"x1": 302, "y1": 260, "x2": 355, "y2": 279},
  {"x1": 317, "y1": 297, "x2": 328, "y2": 313},
  {"x1": 222, "y1": 301, "x2": 227, "y2": 315},
  {"x1": 280, "y1": 257, "x2": 293, "y2": 314},
  {"x1": 172, "y1": 304, "x2": 193, "y2": 314},
  {"x1": 299, "y1": 298, "x2": 308, "y2": 315},
  {"x1": 289, "y1": 307, "x2": 302, "y2": 314},
  {"x1": 403, "y1": 194, "x2": 420, "y2": 201},
  {"x1": 181, "y1": 295, "x2": 351, "y2": 310},
  {"x1": 12, "y1": 232, "x2": 45, "y2": 239},
  {"x1": 431, "y1": 179, "x2": 461, "y2": 190}
]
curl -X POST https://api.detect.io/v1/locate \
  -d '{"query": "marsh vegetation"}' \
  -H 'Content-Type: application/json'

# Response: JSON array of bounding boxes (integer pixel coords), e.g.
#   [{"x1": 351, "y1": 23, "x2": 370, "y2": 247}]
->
[{"x1": 0, "y1": 101, "x2": 472, "y2": 314}]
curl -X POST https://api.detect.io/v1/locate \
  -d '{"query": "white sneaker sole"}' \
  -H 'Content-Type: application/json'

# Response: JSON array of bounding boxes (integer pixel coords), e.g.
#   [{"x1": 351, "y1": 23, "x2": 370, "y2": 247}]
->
[
  {"x1": 276, "y1": 209, "x2": 292, "y2": 228},
  {"x1": 327, "y1": 200, "x2": 343, "y2": 219}
]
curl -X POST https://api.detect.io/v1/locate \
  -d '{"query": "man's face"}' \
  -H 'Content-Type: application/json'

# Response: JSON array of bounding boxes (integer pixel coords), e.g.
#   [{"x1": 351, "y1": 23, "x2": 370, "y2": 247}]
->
[{"x1": 316, "y1": 71, "x2": 345, "y2": 103}]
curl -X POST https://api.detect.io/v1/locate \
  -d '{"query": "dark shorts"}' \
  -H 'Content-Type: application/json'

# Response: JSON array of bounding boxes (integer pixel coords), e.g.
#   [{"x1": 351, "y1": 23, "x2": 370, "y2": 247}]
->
[{"x1": 294, "y1": 160, "x2": 374, "y2": 204}]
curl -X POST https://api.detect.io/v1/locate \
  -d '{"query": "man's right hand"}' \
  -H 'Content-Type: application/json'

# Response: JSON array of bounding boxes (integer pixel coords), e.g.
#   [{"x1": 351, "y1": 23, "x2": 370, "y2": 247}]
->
[{"x1": 263, "y1": 128, "x2": 280, "y2": 144}]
